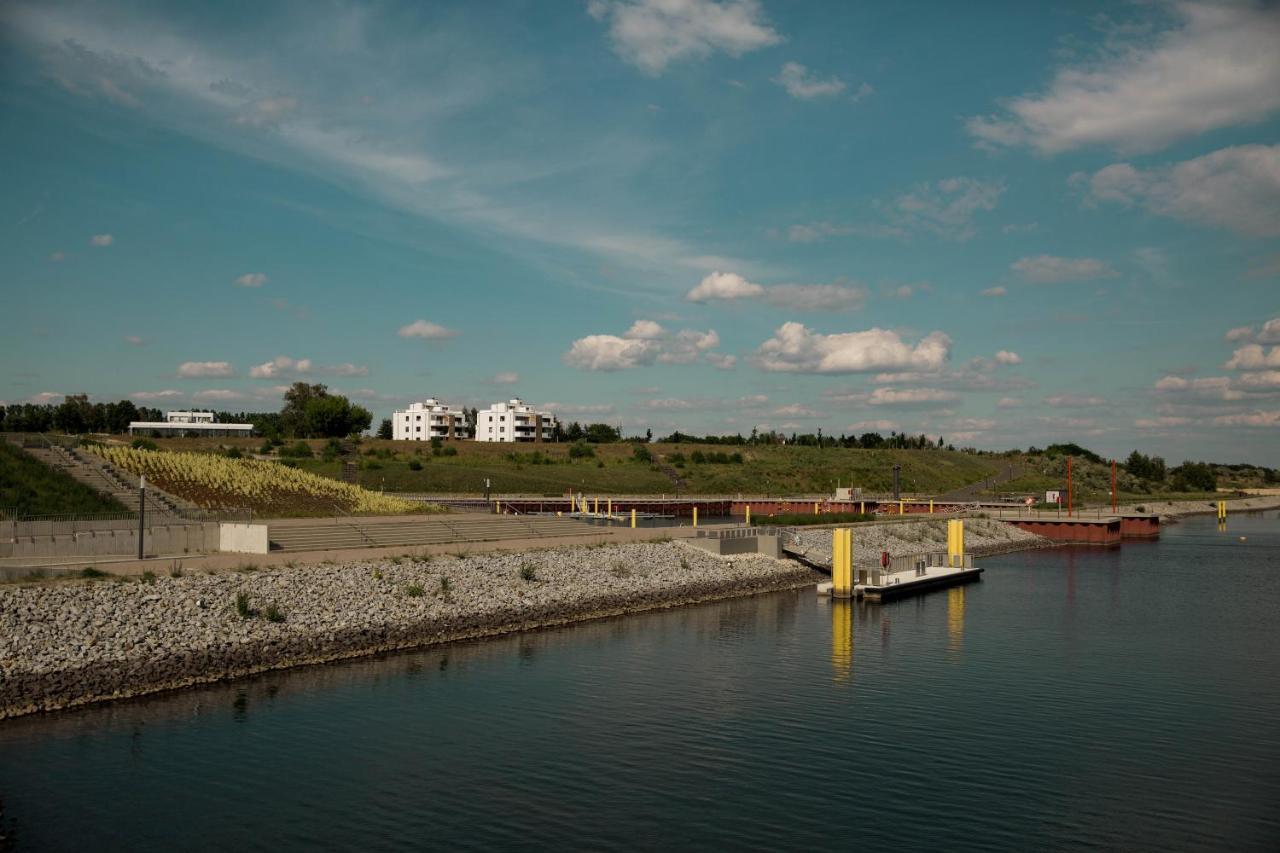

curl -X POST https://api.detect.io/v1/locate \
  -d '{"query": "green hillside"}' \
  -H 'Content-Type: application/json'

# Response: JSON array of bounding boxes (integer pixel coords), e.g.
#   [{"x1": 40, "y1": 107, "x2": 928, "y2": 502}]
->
[{"x1": 0, "y1": 442, "x2": 127, "y2": 517}]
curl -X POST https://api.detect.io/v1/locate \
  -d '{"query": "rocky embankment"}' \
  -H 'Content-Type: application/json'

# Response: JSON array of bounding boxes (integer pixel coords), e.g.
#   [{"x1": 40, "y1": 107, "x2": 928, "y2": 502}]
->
[
  {"x1": 787, "y1": 517, "x2": 1052, "y2": 566},
  {"x1": 1116, "y1": 495, "x2": 1280, "y2": 521},
  {"x1": 0, "y1": 542, "x2": 816, "y2": 719}
]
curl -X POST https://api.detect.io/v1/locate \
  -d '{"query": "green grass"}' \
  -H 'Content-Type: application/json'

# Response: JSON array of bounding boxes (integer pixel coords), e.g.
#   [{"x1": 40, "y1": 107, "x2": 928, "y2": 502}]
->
[
  {"x1": 0, "y1": 441, "x2": 127, "y2": 516},
  {"x1": 283, "y1": 442, "x2": 1006, "y2": 496}
]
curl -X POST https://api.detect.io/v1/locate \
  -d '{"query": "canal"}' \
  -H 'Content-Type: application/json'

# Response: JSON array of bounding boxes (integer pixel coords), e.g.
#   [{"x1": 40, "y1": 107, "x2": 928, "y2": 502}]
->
[{"x1": 1, "y1": 512, "x2": 1277, "y2": 850}]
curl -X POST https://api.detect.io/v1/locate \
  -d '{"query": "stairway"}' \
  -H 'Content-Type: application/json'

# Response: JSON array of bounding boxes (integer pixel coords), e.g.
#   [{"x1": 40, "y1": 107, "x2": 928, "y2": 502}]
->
[
  {"x1": 18, "y1": 441, "x2": 202, "y2": 518},
  {"x1": 937, "y1": 463, "x2": 1025, "y2": 503},
  {"x1": 267, "y1": 514, "x2": 601, "y2": 552}
]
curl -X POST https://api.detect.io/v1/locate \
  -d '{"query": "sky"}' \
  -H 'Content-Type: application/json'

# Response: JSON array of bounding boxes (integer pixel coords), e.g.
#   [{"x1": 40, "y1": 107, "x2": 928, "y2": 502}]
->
[{"x1": 1, "y1": 0, "x2": 1278, "y2": 465}]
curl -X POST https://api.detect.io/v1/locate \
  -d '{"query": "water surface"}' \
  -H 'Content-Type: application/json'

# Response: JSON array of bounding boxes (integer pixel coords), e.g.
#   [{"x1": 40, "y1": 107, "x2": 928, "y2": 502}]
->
[{"x1": 2, "y1": 512, "x2": 1278, "y2": 851}]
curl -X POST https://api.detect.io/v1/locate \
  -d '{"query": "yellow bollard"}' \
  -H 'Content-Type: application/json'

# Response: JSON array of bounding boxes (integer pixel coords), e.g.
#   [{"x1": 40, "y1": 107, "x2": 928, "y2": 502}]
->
[
  {"x1": 693, "y1": 506, "x2": 698, "y2": 528},
  {"x1": 496, "y1": 500, "x2": 501, "y2": 515},
  {"x1": 929, "y1": 499, "x2": 934, "y2": 514},
  {"x1": 556, "y1": 511, "x2": 561, "y2": 517},
  {"x1": 832, "y1": 528, "x2": 853, "y2": 598},
  {"x1": 608, "y1": 498, "x2": 612, "y2": 516},
  {"x1": 594, "y1": 497, "x2": 598, "y2": 515},
  {"x1": 947, "y1": 519, "x2": 966, "y2": 568},
  {"x1": 899, "y1": 499, "x2": 904, "y2": 515},
  {"x1": 860, "y1": 501, "x2": 865, "y2": 515},
  {"x1": 814, "y1": 502, "x2": 819, "y2": 516},
  {"x1": 745, "y1": 505, "x2": 752, "y2": 526},
  {"x1": 631, "y1": 508, "x2": 636, "y2": 528}
]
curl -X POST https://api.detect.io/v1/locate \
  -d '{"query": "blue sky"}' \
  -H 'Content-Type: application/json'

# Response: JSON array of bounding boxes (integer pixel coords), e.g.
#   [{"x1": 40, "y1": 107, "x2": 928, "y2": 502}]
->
[{"x1": 1, "y1": 0, "x2": 1278, "y2": 464}]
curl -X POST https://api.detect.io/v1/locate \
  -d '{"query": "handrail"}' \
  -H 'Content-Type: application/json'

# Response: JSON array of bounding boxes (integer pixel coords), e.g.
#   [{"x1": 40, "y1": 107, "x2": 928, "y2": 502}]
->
[{"x1": 329, "y1": 504, "x2": 378, "y2": 547}]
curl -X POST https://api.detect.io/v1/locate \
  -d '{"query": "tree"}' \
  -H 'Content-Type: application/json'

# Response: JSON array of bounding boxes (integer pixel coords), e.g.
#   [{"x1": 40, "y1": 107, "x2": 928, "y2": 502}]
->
[
  {"x1": 584, "y1": 423, "x2": 621, "y2": 443},
  {"x1": 281, "y1": 382, "x2": 329, "y2": 437},
  {"x1": 53, "y1": 394, "x2": 92, "y2": 434},
  {"x1": 645, "y1": 428, "x2": 652, "y2": 443},
  {"x1": 377, "y1": 418, "x2": 394, "y2": 440}
]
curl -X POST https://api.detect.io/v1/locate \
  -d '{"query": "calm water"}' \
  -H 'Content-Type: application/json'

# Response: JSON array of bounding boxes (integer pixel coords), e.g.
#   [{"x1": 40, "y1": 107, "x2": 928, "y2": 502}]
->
[{"x1": 2, "y1": 512, "x2": 1278, "y2": 851}]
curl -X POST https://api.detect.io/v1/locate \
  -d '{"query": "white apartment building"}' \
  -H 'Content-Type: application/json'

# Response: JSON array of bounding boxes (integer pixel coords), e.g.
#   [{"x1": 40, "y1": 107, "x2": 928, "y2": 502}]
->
[
  {"x1": 393, "y1": 399, "x2": 470, "y2": 441},
  {"x1": 475, "y1": 399, "x2": 557, "y2": 443},
  {"x1": 127, "y1": 411, "x2": 255, "y2": 437}
]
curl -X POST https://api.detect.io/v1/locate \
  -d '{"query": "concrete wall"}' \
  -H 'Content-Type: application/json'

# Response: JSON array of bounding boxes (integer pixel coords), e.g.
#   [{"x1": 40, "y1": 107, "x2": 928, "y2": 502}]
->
[
  {"x1": 2, "y1": 523, "x2": 218, "y2": 560},
  {"x1": 219, "y1": 523, "x2": 270, "y2": 554}
]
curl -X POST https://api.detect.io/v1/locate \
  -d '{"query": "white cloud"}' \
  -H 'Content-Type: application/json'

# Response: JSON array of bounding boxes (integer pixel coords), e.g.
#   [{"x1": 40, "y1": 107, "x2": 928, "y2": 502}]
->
[
  {"x1": 49, "y1": 250, "x2": 65, "y2": 262},
  {"x1": 981, "y1": 286, "x2": 1007, "y2": 297},
  {"x1": 1224, "y1": 344, "x2": 1280, "y2": 370},
  {"x1": 1236, "y1": 370, "x2": 1280, "y2": 390},
  {"x1": 966, "y1": 2, "x2": 1280, "y2": 154},
  {"x1": 997, "y1": 397, "x2": 1022, "y2": 409},
  {"x1": 756, "y1": 324, "x2": 951, "y2": 374},
  {"x1": 705, "y1": 352, "x2": 737, "y2": 369},
  {"x1": 564, "y1": 321, "x2": 727, "y2": 371},
  {"x1": 325, "y1": 363, "x2": 369, "y2": 377},
  {"x1": 1135, "y1": 416, "x2": 1191, "y2": 428},
  {"x1": 563, "y1": 334, "x2": 658, "y2": 371},
  {"x1": 247, "y1": 355, "x2": 315, "y2": 379},
  {"x1": 1011, "y1": 255, "x2": 1118, "y2": 284},
  {"x1": 1260, "y1": 318, "x2": 1280, "y2": 344},
  {"x1": 994, "y1": 350, "x2": 1022, "y2": 365},
  {"x1": 587, "y1": 0, "x2": 782, "y2": 75},
  {"x1": 398, "y1": 319, "x2": 459, "y2": 339},
  {"x1": 1045, "y1": 394, "x2": 1107, "y2": 407},
  {"x1": 867, "y1": 387, "x2": 958, "y2": 407},
  {"x1": 1154, "y1": 375, "x2": 1243, "y2": 401},
  {"x1": 1074, "y1": 145, "x2": 1280, "y2": 238},
  {"x1": 1212, "y1": 410, "x2": 1280, "y2": 427},
  {"x1": 234, "y1": 95, "x2": 298, "y2": 127},
  {"x1": 624, "y1": 319, "x2": 666, "y2": 339},
  {"x1": 234, "y1": 272, "x2": 268, "y2": 288},
  {"x1": 774, "y1": 62, "x2": 845, "y2": 99},
  {"x1": 89, "y1": 233, "x2": 113, "y2": 246},
  {"x1": 131, "y1": 389, "x2": 183, "y2": 401},
  {"x1": 686, "y1": 271, "x2": 765, "y2": 302},
  {"x1": 686, "y1": 271, "x2": 866, "y2": 312},
  {"x1": 1225, "y1": 325, "x2": 1255, "y2": 342},
  {"x1": 786, "y1": 177, "x2": 1003, "y2": 243},
  {"x1": 491, "y1": 371, "x2": 520, "y2": 385},
  {"x1": 771, "y1": 403, "x2": 824, "y2": 418},
  {"x1": 124, "y1": 335, "x2": 144, "y2": 346},
  {"x1": 848, "y1": 419, "x2": 898, "y2": 432},
  {"x1": 177, "y1": 360, "x2": 234, "y2": 378},
  {"x1": 736, "y1": 394, "x2": 768, "y2": 406}
]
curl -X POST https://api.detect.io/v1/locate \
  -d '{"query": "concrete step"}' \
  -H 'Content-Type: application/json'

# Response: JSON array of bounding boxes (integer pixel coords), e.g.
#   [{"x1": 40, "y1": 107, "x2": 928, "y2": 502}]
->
[{"x1": 266, "y1": 516, "x2": 600, "y2": 552}]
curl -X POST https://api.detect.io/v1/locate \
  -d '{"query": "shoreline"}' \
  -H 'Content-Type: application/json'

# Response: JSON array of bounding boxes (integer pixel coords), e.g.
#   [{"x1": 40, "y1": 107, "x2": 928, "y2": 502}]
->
[{"x1": 1, "y1": 543, "x2": 817, "y2": 720}]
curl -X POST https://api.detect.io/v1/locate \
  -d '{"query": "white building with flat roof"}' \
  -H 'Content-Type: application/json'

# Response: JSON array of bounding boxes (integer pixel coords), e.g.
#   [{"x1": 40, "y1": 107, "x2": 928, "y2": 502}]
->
[
  {"x1": 393, "y1": 399, "x2": 470, "y2": 441},
  {"x1": 475, "y1": 399, "x2": 557, "y2": 443},
  {"x1": 127, "y1": 411, "x2": 255, "y2": 437}
]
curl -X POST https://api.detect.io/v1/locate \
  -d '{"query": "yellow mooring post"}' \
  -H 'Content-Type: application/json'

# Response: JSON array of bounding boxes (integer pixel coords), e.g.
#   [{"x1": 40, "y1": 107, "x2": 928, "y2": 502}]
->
[
  {"x1": 631, "y1": 508, "x2": 637, "y2": 529},
  {"x1": 608, "y1": 498, "x2": 612, "y2": 516},
  {"x1": 899, "y1": 499, "x2": 904, "y2": 515},
  {"x1": 860, "y1": 500, "x2": 865, "y2": 515},
  {"x1": 745, "y1": 504, "x2": 752, "y2": 526},
  {"x1": 929, "y1": 499, "x2": 934, "y2": 514},
  {"x1": 814, "y1": 502, "x2": 819, "y2": 516},
  {"x1": 693, "y1": 506, "x2": 698, "y2": 528},
  {"x1": 1218, "y1": 500, "x2": 1227, "y2": 521},
  {"x1": 594, "y1": 497, "x2": 599, "y2": 515},
  {"x1": 496, "y1": 500, "x2": 501, "y2": 515},
  {"x1": 947, "y1": 519, "x2": 966, "y2": 568},
  {"x1": 832, "y1": 528, "x2": 853, "y2": 598}
]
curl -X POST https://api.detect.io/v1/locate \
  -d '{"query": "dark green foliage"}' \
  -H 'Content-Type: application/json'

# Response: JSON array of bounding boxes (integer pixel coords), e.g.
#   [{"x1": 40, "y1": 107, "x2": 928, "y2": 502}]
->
[
  {"x1": 280, "y1": 441, "x2": 314, "y2": 458},
  {"x1": 1171, "y1": 461, "x2": 1216, "y2": 492},
  {"x1": 441, "y1": 445, "x2": 457, "y2": 457},
  {"x1": 80, "y1": 567, "x2": 109, "y2": 578},
  {"x1": 235, "y1": 592, "x2": 252, "y2": 619},
  {"x1": 632, "y1": 444, "x2": 652, "y2": 463},
  {"x1": 1046, "y1": 443, "x2": 1104, "y2": 464},
  {"x1": 1125, "y1": 450, "x2": 1167, "y2": 481},
  {"x1": 519, "y1": 563, "x2": 537, "y2": 581},
  {"x1": 264, "y1": 603, "x2": 285, "y2": 623},
  {"x1": 0, "y1": 443, "x2": 128, "y2": 516},
  {"x1": 131, "y1": 438, "x2": 159, "y2": 451},
  {"x1": 408, "y1": 459, "x2": 423, "y2": 471},
  {"x1": 568, "y1": 441, "x2": 595, "y2": 459},
  {"x1": 405, "y1": 584, "x2": 425, "y2": 597},
  {"x1": 377, "y1": 418, "x2": 394, "y2": 440},
  {"x1": 225, "y1": 446, "x2": 243, "y2": 459}
]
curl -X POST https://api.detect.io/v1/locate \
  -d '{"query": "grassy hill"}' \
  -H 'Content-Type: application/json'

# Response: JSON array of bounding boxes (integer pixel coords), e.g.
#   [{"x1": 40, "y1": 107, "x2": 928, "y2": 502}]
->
[
  {"x1": 0, "y1": 442, "x2": 127, "y2": 517},
  {"x1": 143, "y1": 436, "x2": 1008, "y2": 497}
]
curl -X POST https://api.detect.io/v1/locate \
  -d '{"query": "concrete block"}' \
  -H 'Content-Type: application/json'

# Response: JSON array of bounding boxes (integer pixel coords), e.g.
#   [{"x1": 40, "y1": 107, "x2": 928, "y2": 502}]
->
[{"x1": 220, "y1": 523, "x2": 270, "y2": 554}]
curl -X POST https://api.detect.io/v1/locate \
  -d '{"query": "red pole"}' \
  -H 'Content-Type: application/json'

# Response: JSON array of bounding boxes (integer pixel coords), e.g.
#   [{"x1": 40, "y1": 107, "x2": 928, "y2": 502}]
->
[
  {"x1": 1111, "y1": 459, "x2": 1117, "y2": 513},
  {"x1": 1067, "y1": 456, "x2": 1073, "y2": 518}
]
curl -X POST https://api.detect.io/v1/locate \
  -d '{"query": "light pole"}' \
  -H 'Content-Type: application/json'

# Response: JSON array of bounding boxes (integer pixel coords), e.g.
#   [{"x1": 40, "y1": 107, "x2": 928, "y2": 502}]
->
[{"x1": 137, "y1": 474, "x2": 146, "y2": 560}]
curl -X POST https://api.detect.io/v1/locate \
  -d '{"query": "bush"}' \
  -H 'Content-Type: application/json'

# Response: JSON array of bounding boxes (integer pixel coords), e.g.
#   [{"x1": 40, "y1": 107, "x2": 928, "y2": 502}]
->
[
  {"x1": 754, "y1": 511, "x2": 876, "y2": 527},
  {"x1": 264, "y1": 603, "x2": 285, "y2": 623},
  {"x1": 668, "y1": 452, "x2": 685, "y2": 465},
  {"x1": 519, "y1": 564, "x2": 537, "y2": 582},
  {"x1": 280, "y1": 441, "x2": 314, "y2": 458},
  {"x1": 430, "y1": 437, "x2": 443, "y2": 451},
  {"x1": 225, "y1": 446, "x2": 243, "y2": 459},
  {"x1": 258, "y1": 441, "x2": 275, "y2": 455},
  {"x1": 131, "y1": 438, "x2": 159, "y2": 451},
  {"x1": 569, "y1": 441, "x2": 595, "y2": 460},
  {"x1": 405, "y1": 584, "x2": 425, "y2": 598},
  {"x1": 408, "y1": 459, "x2": 423, "y2": 471},
  {"x1": 442, "y1": 445, "x2": 457, "y2": 457},
  {"x1": 235, "y1": 592, "x2": 253, "y2": 619},
  {"x1": 690, "y1": 450, "x2": 706, "y2": 464},
  {"x1": 632, "y1": 444, "x2": 652, "y2": 463},
  {"x1": 80, "y1": 567, "x2": 109, "y2": 579}
]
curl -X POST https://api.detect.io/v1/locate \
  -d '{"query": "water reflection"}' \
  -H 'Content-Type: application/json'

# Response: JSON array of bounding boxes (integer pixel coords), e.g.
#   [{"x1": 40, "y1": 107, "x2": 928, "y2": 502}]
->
[
  {"x1": 947, "y1": 586, "x2": 965, "y2": 654},
  {"x1": 830, "y1": 600, "x2": 853, "y2": 683}
]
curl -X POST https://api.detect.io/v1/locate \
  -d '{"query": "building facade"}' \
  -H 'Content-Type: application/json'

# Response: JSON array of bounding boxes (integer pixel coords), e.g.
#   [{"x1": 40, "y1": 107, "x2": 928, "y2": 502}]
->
[
  {"x1": 392, "y1": 399, "x2": 471, "y2": 441},
  {"x1": 475, "y1": 399, "x2": 557, "y2": 443},
  {"x1": 127, "y1": 411, "x2": 255, "y2": 437}
]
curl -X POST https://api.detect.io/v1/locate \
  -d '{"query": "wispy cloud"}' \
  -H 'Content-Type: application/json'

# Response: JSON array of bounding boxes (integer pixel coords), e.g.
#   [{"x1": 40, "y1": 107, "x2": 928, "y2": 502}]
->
[
  {"x1": 89, "y1": 233, "x2": 113, "y2": 246},
  {"x1": 177, "y1": 360, "x2": 235, "y2": 378},
  {"x1": 774, "y1": 62, "x2": 845, "y2": 99},
  {"x1": 398, "y1": 320, "x2": 459, "y2": 340},
  {"x1": 1011, "y1": 255, "x2": 1117, "y2": 284},
  {"x1": 587, "y1": 0, "x2": 782, "y2": 75},
  {"x1": 234, "y1": 272, "x2": 268, "y2": 288}
]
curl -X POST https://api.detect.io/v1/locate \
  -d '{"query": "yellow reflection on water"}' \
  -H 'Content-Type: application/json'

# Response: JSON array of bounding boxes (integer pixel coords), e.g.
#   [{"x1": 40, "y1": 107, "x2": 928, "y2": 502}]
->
[
  {"x1": 947, "y1": 586, "x2": 965, "y2": 653},
  {"x1": 831, "y1": 600, "x2": 853, "y2": 683}
]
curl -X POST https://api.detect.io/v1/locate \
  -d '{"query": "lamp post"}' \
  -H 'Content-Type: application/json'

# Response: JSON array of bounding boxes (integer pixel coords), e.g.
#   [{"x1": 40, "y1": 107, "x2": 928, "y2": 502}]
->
[{"x1": 137, "y1": 475, "x2": 146, "y2": 560}]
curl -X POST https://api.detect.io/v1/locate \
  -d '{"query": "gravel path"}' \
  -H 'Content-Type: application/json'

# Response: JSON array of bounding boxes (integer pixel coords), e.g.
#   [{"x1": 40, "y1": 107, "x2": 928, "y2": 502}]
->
[
  {"x1": 0, "y1": 542, "x2": 816, "y2": 718},
  {"x1": 1115, "y1": 495, "x2": 1280, "y2": 521},
  {"x1": 786, "y1": 517, "x2": 1051, "y2": 567}
]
